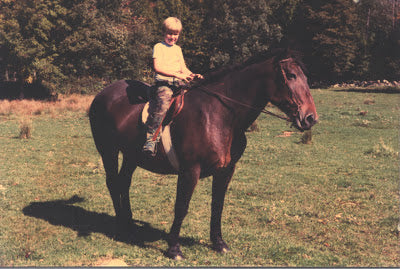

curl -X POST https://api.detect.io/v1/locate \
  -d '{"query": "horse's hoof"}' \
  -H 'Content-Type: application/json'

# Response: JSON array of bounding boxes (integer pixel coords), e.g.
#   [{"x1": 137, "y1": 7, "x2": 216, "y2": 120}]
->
[
  {"x1": 165, "y1": 244, "x2": 184, "y2": 260},
  {"x1": 212, "y1": 239, "x2": 230, "y2": 253},
  {"x1": 174, "y1": 254, "x2": 184, "y2": 261},
  {"x1": 221, "y1": 247, "x2": 230, "y2": 253}
]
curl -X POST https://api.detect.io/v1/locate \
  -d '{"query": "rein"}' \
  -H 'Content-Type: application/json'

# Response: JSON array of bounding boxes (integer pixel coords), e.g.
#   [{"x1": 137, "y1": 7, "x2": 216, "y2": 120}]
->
[{"x1": 196, "y1": 85, "x2": 291, "y2": 122}]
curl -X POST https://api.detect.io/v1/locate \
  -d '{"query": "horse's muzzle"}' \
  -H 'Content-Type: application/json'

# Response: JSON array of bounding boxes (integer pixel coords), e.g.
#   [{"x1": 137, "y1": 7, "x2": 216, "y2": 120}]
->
[{"x1": 294, "y1": 113, "x2": 318, "y2": 131}]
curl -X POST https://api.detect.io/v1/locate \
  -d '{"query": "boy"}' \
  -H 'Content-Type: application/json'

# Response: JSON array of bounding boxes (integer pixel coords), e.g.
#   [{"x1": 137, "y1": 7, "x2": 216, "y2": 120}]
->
[{"x1": 143, "y1": 17, "x2": 203, "y2": 156}]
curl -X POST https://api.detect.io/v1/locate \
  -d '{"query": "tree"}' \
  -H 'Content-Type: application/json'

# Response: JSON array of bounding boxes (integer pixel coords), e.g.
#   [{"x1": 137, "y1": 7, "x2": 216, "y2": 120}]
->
[
  {"x1": 0, "y1": 0, "x2": 68, "y2": 83},
  {"x1": 356, "y1": 0, "x2": 399, "y2": 79},
  {"x1": 0, "y1": 0, "x2": 154, "y2": 91},
  {"x1": 1, "y1": 0, "x2": 398, "y2": 94},
  {"x1": 293, "y1": 0, "x2": 361, "y2": 82},
  {"x1": 201, "y1": 0, "x2": 283, "y2": 69}
]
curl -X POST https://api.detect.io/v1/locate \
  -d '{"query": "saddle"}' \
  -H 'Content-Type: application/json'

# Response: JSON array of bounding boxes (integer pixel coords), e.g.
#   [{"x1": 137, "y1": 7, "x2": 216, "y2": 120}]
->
[
  {"x1": 124, "y1": 80, "x2": 183, "y2": 169},
  {"x1": 141, "y1": 91, "x2": 186, "y2": 127},
  {"x1": 125, "y1": 80, "x2": 186, "y2": 126}
]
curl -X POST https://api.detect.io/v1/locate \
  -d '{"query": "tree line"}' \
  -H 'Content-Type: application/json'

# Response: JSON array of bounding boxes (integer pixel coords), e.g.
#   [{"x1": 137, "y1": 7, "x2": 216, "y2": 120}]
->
[{"x1": 1, "y1": 0, "x2": 399, "y2": 94}]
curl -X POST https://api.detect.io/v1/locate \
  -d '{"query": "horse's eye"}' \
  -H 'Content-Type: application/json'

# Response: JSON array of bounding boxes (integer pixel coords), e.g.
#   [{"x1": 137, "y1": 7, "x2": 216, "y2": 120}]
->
[{"x1": 287, "y1": 73, "x2": 297, "y2": 80}]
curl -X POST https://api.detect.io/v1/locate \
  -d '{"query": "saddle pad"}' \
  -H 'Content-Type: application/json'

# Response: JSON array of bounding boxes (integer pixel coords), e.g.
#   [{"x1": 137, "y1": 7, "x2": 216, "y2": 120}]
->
[{"x1": 142, "y1": 103, "x2": 180, "y2": 171}]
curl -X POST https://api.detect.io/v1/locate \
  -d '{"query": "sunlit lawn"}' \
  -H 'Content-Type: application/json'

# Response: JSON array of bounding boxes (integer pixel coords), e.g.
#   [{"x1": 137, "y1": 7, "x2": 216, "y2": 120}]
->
[{"x1": 0, "y1": 87, "x2": 399, "y2": 266}]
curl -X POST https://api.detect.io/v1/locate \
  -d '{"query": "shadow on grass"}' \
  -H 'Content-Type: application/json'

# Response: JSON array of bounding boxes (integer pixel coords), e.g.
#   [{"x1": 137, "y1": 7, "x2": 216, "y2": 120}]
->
[
  {"x1": 22, "y1": 195, "x2": 199, "y2": 253},
  {"x1": 334, "y1": 87, "x2": 400, "y2": 94}
]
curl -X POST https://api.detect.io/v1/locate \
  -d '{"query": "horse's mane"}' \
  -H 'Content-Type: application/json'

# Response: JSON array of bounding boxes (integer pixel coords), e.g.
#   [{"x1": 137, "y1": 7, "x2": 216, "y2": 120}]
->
[{"x1": 192, "y1": 48, "x2": 306, "y2": 88}]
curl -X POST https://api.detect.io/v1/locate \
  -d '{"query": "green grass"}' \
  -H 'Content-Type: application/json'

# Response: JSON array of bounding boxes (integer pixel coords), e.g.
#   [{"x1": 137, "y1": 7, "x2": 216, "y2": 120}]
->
[{"x1": 0, "y1": 87, "x2": 399, "y2": 266}]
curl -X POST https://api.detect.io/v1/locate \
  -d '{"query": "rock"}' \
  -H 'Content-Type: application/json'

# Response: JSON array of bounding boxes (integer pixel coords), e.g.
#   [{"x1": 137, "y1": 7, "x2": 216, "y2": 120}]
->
[{"x1": 327, "y1": 80, "x2": 400, "y2": 89}]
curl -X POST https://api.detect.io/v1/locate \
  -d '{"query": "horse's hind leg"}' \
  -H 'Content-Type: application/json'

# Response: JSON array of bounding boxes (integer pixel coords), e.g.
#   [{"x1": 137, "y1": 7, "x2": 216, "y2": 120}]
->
[
  {"x1": 117, "y1": 154, "x2": 137, "y2": 233},
  {"x1": 210, "y1": 165, "x2": 235, "y2": 253},
  {"x1": 102, "y1": 150, "x2": 136, "y2": 239}
]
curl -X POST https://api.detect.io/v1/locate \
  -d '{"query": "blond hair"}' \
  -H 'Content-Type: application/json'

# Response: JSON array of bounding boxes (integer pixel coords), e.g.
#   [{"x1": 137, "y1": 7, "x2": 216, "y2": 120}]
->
[{"x1": 163, "y1": 17, "x2": 182, "y2": 33}]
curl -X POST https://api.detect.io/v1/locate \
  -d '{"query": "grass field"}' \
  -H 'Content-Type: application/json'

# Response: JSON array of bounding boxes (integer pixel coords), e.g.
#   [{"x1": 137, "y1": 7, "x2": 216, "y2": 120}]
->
[{"x1": 0, "y1": 87, "x2": 399, "y2": 266}]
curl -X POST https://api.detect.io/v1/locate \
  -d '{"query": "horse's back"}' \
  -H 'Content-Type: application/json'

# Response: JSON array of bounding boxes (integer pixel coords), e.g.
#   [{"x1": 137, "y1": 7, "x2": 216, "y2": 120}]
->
[
  {"x1": 92, "y1": 80, "x2": 151, "y2": 106},
  {"x1": 89, "y1": 80, "x2": 150, "y2": 153}
]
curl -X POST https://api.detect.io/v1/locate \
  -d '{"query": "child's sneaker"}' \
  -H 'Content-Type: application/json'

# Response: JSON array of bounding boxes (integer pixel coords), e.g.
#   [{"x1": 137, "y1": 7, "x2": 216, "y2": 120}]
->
[{"x1": 142, "y1": 140, "x2": 156, "y2": 157}]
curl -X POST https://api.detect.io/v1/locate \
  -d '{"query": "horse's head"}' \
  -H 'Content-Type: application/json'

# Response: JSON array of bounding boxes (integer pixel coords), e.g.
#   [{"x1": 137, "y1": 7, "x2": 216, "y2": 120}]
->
[{"x1": 270, "y1": 57, "x2": 318, "y2": 131}]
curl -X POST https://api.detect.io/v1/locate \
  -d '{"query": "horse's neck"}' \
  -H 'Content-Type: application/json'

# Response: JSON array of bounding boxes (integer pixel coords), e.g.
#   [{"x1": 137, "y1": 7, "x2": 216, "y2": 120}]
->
[{"x1": 226, "y1": 62, "x2": 272, "y2": 130}]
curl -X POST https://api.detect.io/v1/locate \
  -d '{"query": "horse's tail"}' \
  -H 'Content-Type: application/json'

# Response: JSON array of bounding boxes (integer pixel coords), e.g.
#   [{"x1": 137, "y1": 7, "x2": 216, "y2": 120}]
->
[{"x1": 89, "y1": 95, "x2": 118, "y2": 158}]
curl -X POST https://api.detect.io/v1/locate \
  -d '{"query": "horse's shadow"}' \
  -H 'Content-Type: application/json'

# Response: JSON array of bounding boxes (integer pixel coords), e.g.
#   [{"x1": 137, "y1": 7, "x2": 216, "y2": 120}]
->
[{"x1": 22, "y1": 195, "x2": 198, "y2": 252}]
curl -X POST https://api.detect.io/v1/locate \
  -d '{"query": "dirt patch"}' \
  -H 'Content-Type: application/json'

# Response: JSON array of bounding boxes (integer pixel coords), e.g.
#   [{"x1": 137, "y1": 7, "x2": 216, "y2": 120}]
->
[{"x1": 95, "y1": 258, "x2": 128, "y2": 267}]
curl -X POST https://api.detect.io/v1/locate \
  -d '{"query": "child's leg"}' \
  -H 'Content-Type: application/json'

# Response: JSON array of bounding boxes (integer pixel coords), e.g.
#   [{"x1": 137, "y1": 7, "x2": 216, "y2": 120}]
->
[{"x1": 143, "y1": 84, "x2": 173, "y2": 155}]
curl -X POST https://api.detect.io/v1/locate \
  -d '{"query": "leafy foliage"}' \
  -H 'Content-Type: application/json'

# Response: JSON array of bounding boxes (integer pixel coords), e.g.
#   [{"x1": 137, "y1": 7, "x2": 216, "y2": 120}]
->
[
  {"x1": 301, "y1": 0, "x2": 360, "y2": 81},
  {"x1": 201, "y1": 0, "x2": 283, "y2": 69},
  {"x1": 0, "y1": 0, "x2": 399, "y2": 93},
  {"x1": 285, "y1": 0, "x2": 399, "y2": 82}
]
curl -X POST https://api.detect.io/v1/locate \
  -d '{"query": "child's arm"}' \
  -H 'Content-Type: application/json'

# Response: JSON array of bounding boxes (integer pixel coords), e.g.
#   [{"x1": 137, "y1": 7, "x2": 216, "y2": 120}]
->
[
  {"x1": 180, "y1": 59, "x2": 204, "y2": 80},
  {"x1": 153, "y1": 58, "x2": 193, "y2": 82}
]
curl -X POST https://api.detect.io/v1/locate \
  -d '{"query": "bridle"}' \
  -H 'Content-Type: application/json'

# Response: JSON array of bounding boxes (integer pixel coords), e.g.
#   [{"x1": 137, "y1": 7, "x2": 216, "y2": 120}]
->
[
  {"x1": 193, "y1": 57, "x2": 304, "y2": 123},
  {"x1": 279, "y1": 58, "x2": 303, "y2": 111}
]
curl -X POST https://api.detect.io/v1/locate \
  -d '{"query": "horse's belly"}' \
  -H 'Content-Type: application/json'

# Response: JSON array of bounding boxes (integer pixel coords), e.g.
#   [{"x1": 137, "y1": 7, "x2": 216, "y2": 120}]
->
[{"x1": 137, "y1": 158, "x2": 178, "y2": 175}]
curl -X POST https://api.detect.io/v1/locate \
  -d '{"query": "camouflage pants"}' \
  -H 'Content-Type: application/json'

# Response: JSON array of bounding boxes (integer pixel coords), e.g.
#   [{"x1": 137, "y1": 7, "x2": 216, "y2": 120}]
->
[{"x1": 145, "y1": 83, "x2": 174, "y2": 141}]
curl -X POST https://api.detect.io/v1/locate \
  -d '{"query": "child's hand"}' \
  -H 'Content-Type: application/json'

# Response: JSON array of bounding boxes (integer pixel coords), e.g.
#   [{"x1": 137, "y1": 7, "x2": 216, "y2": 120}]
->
[
  {"x1": 175, "y1": 73, "x2": 193, "y2": 83},
  {"x1": 190, "y1": 73, "x2": 204, "y2": 80}
]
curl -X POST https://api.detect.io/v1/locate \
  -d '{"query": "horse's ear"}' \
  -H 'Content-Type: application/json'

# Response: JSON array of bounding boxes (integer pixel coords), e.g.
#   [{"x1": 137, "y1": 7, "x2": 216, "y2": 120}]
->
[{"x1": 277, "y1": 36, "x2": 289, "y2": 50}]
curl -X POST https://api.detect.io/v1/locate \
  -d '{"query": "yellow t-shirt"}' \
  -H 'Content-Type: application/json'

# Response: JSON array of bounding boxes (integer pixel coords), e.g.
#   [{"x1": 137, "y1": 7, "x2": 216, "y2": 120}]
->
[{"x1": 153, "y1": 42, "x2": 184, "y2": 82}]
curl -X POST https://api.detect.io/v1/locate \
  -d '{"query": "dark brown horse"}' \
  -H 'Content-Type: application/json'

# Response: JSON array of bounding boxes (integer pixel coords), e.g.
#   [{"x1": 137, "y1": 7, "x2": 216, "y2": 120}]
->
[{"x1": 89, "y1": 49, "x2": 318, "y2": 260}]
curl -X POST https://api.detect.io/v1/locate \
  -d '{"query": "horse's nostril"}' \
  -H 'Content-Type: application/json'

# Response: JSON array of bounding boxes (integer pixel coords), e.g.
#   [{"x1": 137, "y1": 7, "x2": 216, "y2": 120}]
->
[
  {"x1": 306, "y1": 114, "x2": 314, "y2": 124},
  {"x1": 304, "y1": 114, "x2": 316, "y2": 128}
]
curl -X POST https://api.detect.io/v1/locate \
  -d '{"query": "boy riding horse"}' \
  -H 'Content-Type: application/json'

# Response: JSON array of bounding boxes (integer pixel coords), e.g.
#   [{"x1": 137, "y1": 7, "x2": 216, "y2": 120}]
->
[{"x1": 143, "y1": 17, "x2": 203, "y2": 156}]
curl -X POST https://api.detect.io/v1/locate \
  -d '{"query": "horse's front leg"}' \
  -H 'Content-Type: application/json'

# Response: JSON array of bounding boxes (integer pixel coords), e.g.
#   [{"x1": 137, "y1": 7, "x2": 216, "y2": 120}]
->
[
  {"x1": 166, "y1": 165, "x2": 200, "y2": 260},
  {"x1": 210, "y1": 165, "x2": 235, "y2": 253}
]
